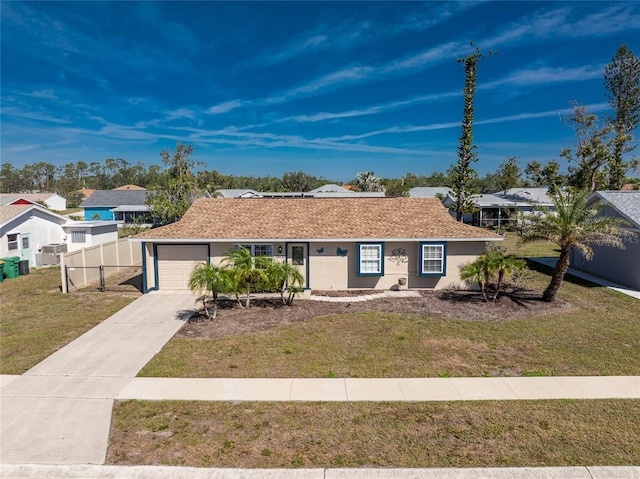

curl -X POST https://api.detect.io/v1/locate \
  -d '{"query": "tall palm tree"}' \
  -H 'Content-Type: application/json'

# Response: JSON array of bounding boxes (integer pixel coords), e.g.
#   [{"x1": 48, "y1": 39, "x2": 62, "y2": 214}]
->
[
  {"x1": 355, "y1": 171, "x2": 383, "y2": 192},
  {"x1": 188, "y1": 262, "x2": 231, "y2": 319},
  {"x1": 521, "y1": 189, "x2": 631, "y2": 302}
]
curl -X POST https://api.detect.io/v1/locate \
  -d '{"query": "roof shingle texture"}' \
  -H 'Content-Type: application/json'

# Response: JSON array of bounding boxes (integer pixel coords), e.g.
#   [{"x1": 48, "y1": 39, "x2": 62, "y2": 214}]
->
[
  {"x1": 80, "y1": 190, "x2": 150, "y2": 207},
  {"x1": 136, "y1": 198, "x2": 501, "y2": 240},
  {"x1": 0, "y1": 205, "x2": 32, "y2": 224},
  {"x1": 594, "y1": 191, "x2": 640, "y2": 228}
]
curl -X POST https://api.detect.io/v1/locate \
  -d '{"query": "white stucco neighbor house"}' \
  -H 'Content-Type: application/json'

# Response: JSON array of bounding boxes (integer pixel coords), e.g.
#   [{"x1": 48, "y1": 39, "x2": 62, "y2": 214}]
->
[
  {"x1": 131, "y1": 197, "x2": 502, "y2": 293},
  {"x1": 0, "y1": 204, "x2": 67, "y2": 267},
  {"x1": 0, "y1": 204, "x2": 118, "y2": 268},
  {"x1": 61, "y1": 221, "x2": 119, "y2": 253},
  {"x1": 569, "y1": 191, "x2": 640, "y2": 290}
]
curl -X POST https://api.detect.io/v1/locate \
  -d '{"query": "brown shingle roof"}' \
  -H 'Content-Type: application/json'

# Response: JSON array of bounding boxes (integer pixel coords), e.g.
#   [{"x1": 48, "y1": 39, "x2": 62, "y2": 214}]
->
[{"x1": 135, "y1": 198, "x2": 500, "y2": 241}]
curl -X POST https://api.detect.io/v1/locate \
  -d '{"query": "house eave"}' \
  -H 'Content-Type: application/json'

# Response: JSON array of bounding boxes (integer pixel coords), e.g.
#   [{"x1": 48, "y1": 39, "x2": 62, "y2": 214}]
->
[{"x1": 130, "y1": 236, "x2": 503, "y2": 243}]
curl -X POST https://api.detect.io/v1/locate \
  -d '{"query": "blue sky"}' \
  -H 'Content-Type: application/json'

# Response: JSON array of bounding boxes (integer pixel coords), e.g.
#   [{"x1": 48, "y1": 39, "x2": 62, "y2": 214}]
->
[{"x1": 2, "y1": 1, "x2": 639, "y2": 182}]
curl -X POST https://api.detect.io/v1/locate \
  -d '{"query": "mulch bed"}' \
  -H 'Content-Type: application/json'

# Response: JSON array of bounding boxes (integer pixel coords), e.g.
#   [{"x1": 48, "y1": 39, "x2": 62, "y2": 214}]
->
[{"x1": 178, "y1": 288, "x2": 573, "y2": 340}]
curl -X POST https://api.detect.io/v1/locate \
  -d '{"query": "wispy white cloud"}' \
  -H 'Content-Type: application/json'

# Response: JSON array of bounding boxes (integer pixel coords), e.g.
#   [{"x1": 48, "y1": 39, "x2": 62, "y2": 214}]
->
[
  {"x1": 263, "y1": 65, "x2": 376, "y2": 105},
  {"x1": 1, "y1": 106, "x2": 72, "y2": 124},
  {"x1": 241, "y1": 2, "x2": 479, "y2": 70},
  {"x1": 487, "y1": 4, "x2": 640, "y2": 47},
  {"x1": 481, "y1": 64, "x2": 604, "y2": 90},
  {"x1": 313, "y1": 102, "x2": 611, "y2": 143},
  {"x1": 208, "y1": 4, "x2": 638, "y2": 115},
  {"x1": 207, "y1": 100, "x2": 247, "y2": 114},
  {"x1": 381, "y1": 42, "x2": 463, "y2": 75}
]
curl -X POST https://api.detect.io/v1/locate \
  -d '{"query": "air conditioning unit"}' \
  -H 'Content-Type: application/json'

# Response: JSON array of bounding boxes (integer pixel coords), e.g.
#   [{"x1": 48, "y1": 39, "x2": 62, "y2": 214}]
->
[{"x1": 41, "y1": 244, "x2": 67, "y2": 265}]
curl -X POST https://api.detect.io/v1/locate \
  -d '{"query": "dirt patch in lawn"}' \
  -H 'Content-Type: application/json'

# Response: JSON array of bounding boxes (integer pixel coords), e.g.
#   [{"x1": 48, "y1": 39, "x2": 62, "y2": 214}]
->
[{"x1": 177, "y1": 288, "x2": 572, "y2": 340}]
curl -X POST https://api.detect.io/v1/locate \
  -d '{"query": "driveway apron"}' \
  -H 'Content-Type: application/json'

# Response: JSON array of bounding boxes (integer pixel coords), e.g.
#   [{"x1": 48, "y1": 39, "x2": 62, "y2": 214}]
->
[{"x1": 0, "y1": 292, "x2": 195, "y2": 465}]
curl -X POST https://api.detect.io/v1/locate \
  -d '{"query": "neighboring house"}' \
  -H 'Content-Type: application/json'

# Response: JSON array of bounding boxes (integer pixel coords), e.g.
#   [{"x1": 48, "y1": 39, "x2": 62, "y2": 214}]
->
[
  {"x1": 0, "y1": 193, "x2": 67, "y2": 211},
  {"x1": 307, "y1": 184, "x2": 385, "y2": 198},
  {"x1": 0, "y1": 204, "x2": 67, "y2": 267},
  {"x1": 80, "y1": 190, "x2": 151, "y2": 224},
  {"x1": 75, "y1": 189, "x2": 96, "y2": 200},
  {"x1": 214, "y1": 184, "x2": 384, "y2": 199},
  {"x1": 408, "y1": 187, "x2": 452, "y2": 198},
  {"x1": 215, "y1": 189, "x2": 275, "y2": 198},
  {"x1": 410, "y1": 187, "x2": 555, "y2": 227},
  {"x1": 570, "y1": 191, "x2": 640, "y2": 290},
  {"x1": 113, "y1": 184, "x2": 146, "y2": 190},
  {"x1": 466, "y1": 188, "x2": 555, "y2": 228},
  {"x1": 61, "y1": 221, "x2": 119, "y2": 253},
  {"x1": 0, "y1": 204, "x2": 119, "y2": 267},
  {"x1": 131, "y1": 197, "x2": 502, "y2": 292}
]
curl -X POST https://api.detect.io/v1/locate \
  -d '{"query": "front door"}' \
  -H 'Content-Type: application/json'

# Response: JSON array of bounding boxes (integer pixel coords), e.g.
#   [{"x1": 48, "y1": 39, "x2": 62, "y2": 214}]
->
[
  {"x1": 287, "y1": 243, "x2": 308, "y2": 289},
  {"x1": 20, "y1": 233, "x2": 31, "y2": 267}
]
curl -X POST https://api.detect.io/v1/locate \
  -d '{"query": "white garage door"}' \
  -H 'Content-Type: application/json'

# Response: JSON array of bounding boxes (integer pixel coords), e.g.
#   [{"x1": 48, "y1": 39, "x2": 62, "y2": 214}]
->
[{"x1": 157, "y1": 245, "x2": 209, "y2": 290}]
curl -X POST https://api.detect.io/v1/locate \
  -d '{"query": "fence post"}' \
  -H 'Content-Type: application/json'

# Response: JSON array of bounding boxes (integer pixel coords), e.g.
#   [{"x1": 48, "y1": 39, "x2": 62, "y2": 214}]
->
[
  {"x1": 60, "y1": 254, "x2": 68, "y2": 294},
  {"x1": 81, "y1": 247, "x2": 87, "y2": 287},
  {"x1": 99, "y1": 265, "x2": 105, "y2": 292}
]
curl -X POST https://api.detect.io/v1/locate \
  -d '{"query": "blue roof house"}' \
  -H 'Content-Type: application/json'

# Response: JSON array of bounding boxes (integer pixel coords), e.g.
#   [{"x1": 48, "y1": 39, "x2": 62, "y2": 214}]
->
[{"x1": 80, "y1": 190, "x2": 151, "y2": 224}]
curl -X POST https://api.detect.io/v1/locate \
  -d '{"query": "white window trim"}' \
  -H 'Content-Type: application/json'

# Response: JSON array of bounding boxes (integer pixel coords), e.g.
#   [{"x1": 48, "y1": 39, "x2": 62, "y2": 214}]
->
[
  {"x1": 357, "y1": 242, "x2": 384, "y2": 276},
  {"x1": 233, "y1": 243, "x2": 273, "y2": 268},
  {"x1": 233, "y1": 243, "x2": 273, "y2": 257},
  {"x1": 71, "y1": 230, "x2": 87, "y2": 244},
  {"x1": 7, "y1": 233, "x2": 18, "y2": 251},
  {"x1": 419, "y1": 242, "x2": 446, "y2": 276}
]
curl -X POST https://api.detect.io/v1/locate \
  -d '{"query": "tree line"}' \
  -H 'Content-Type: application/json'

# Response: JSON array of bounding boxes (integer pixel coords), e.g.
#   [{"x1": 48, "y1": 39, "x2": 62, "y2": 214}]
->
[{"x1": 6, "y1": 150, "x2": 637, "y2": 209}]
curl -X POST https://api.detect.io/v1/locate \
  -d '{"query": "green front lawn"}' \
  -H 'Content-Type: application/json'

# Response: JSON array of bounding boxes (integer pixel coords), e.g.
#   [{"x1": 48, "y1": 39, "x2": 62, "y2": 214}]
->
[
  {"x1": 140, "y1": 267, "x2": 640, "y2": 378},
  {"x1": 501, "y1": 231, "x2": 560, "y2": 258},
  {"x1": 0, "y1": 267, "x2": 138, "y2": 374}
]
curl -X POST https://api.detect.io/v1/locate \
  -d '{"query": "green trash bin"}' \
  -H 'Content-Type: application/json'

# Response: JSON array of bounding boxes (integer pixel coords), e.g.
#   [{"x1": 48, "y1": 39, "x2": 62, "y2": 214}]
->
[
  {"x1": 0, "y1": 257, "x2": 21, "y2": 279},
  {"x1": 0, "y1": 260, "x2": 4, "y2": 282}
]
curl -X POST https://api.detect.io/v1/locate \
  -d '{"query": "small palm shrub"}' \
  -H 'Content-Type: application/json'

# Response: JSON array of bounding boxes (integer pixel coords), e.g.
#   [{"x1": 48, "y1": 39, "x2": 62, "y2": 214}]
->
[{"x1": 460, "y1": 244, "x2": 527, "y2": 303}]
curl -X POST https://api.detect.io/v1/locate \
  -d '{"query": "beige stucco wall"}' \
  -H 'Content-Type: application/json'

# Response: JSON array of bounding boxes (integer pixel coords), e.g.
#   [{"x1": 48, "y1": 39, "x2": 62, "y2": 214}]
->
[
  {"x1": 141, "y1": 239, "x2": 488, "y2": 292},
  {"x1": 312, "y1": 240, "x2": 486, "y2": 290},
  {"x1": 143, "y1": 242, "x2": 156, "y2": 290}
]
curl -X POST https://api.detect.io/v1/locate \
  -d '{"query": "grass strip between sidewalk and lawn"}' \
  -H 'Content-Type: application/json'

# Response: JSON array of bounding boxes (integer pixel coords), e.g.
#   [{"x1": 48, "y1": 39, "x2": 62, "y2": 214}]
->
[
  {"x1": 0, "y1": 267, "x2": 139, "y2": 375},
  {"x1": 108, "y1": 399, "x2": 640, "y2": 468}
]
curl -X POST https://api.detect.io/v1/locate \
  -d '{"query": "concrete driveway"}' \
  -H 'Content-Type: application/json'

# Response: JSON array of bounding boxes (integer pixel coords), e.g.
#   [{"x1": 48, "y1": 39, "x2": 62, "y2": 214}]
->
[{"x1": 0, "y1": 292, "x2": 196, "y2": 465}]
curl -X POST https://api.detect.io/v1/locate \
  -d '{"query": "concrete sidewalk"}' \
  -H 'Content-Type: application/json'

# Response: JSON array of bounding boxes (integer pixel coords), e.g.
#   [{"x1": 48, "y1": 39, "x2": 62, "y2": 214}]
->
[
  {"x1": 2, "y1": 464, "x2": 639, "y2": 479},
  {"x1": 114, "y1": 376, "x2": 640, "y2": 402}
]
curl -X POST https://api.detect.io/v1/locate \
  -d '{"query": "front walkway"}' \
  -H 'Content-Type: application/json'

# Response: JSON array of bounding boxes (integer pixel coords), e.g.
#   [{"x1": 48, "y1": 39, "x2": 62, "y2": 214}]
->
[{"x1": 0, "y1": 292, "x2": 196, "y2": 465}]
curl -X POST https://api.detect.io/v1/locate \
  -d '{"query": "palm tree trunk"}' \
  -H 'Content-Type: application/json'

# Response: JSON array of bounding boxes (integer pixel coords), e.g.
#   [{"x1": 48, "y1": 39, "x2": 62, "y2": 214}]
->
[
  {"x1": 211, "y1": 292, "x2": 218, "y2": 319},
  {"x1": 245, "y1": 282, "x2": 251, "y2": 308},
  {"x1": 543, "y1": 247, "x2": 570, "y2": 302},
  {"x1": 492, "y1": 271, "x2": 504, "y2": 303},
  {"x1": 479, "y1": 281, "x2": 488, "y2": 302}
]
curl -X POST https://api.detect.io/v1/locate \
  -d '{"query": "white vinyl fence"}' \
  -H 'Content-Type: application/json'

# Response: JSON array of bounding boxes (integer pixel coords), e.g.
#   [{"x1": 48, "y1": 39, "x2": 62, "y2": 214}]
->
[{"x1": 60, "y1": 238, "x2": 141, "y2": 293}]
